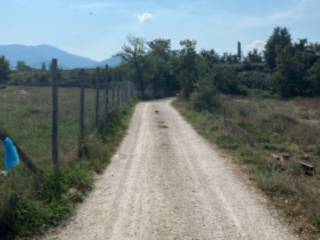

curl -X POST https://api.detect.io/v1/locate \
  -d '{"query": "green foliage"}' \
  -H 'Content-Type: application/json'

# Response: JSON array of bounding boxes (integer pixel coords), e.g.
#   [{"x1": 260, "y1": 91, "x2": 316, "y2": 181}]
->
[
  {"x1": 271, "y1": 46, "x2": 306, "y2": 98},
  {"x1": 200, "y1": 50, "x2": 220, "y2": 65},
  {"x1": 145, "y1": 39, "x2": 177, "y2": 98},
  {"x1": 246, "y1": 49, "x2": 263, "y2": 64},
  {"x1": 118, "y1": 30, "x2": 319, "y2": 101},
  {"x1": 265, "y1": 27, "x2": 292, "y2": 72},
  {"x1": 120, "y1": 36, "x2": 147, "y2": 97},
  {"x1": 306, "y1": 59, "x2": 320, "y2": 96},
  {"x1": 4, "y1": 193, "x2": 52, "y2": 238},
  {"x1": 177, "y1": 40, "x2": 198, "y2": 99},
  {"x1": 190, "y1": 78, "x2": 220, "y2": 112},
  {"x1": 38, "y1": 166, "x2": 92, "y2": 202},
  {"x1": 212, "y1": 66, "x2": 248, "y2": 95},
  {"x1": 267, "y1": 30, "x2": 320, "y2": 98},
  {"x1": 239, "y1": 71, "x2": 271, "y2": 90},
  {"x1": 1, "y1": 164, "x2": 93, "y2": 238},
  {"x1": 16, "y1": 61, "x2": 33, "y2": 72},
  {"x1": 0, "y1": 56, "x2": 10, "y2": 83}
]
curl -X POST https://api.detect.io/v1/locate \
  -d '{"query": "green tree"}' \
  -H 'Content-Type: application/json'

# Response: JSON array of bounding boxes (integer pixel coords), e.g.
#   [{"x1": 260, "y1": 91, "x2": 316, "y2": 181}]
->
[
  {"x1": 265, "y1": 27, "x2": 292, "y2": 71},
  {"x1": 16, "y1": 61, "x2": 32, "y2": 71},
  {"x1": 246, "y1": 49, "x2": 263, "y2": 63},
  {"x1": 200, "y1": 50, "x2": 220, "y2": 65},
  {"x1": 146, "y1": 39, "x2": 173, "y2": 97},
  {"x1": 212, "y1": 66, "x2": 247, "y2": 95},
  {"x1": 120, "y1": 36, "x2": 147, "y2": 98},
  {"x1": 41, "y1": 63, "x2": 47, "y2": 71},
  {"x1": 271, "y1": 47, "x2": 305, "y2": 98},
  {"x1": 178, "y1": 40, "x2": 198, "y2": 99},
  {"x1": 306, "y1": 59, "x2": 320, "y2": 96},
  {"x1": 190, "y1": 77, "x2": 220, "y2": 112},
  {"x1": 0, "y1": 56, "x2": 10, "y2": 83}
]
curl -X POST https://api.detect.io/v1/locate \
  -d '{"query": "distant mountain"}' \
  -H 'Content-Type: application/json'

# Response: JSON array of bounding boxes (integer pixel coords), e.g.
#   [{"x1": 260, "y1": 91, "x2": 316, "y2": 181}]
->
[
  {"x1": 99, "y1": 56, "x2": 123, "y2": 68},
  {"x1": 0, "y1": 44, "x2": 122, "y2": 69}
]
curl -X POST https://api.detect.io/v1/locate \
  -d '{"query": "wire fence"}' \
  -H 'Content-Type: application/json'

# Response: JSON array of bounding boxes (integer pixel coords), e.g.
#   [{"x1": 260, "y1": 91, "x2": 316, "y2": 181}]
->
[{"x1": 0, "y1": 58, "x2": 135, "y2": 188}]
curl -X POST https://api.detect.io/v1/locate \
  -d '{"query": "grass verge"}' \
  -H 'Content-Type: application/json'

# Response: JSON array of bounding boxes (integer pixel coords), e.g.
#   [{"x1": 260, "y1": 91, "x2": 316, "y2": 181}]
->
[
  {"x1": 0, "y1": 102, "x2": 135, "y2": 239},
  {"x1": 174, "y1": 97, "x2": 320, "y2": 240}
]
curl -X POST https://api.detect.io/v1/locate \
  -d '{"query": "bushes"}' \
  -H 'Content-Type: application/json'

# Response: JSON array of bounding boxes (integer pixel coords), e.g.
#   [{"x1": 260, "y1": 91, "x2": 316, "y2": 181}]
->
[
  {"x1": 306, "y1": 59, "x2": 320, "y2": 96},
  {"x1": 0, "y1": 56, "x2": 10, "y2": 84},
  {"x1": 38, "y1": 165, "x2": 92, "y2": 202},
  {"x1": 211, "y1": 66, "x2": 247, "y2": 95},
  {"x1": 238, "y1": 71, "x2": 271, "y2": 90},
  {"x1": 188, "y1": 65, "x2": 249, "y2": 113},
  {"x1": 1, "y1": 164, "x2": 91, "y2": 239},
  {"x1": 190, "y1": 78, "x2": 220, "y2": 112}
]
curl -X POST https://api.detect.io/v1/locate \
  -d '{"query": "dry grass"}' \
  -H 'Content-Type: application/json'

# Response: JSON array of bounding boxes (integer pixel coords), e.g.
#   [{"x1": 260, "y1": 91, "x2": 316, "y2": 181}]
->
[
  {"x1": 0, "y1": 86, "x2": 113, "y2": 238},
  {"x1": 174, "y1": 96, "x2": 320, "y2": 240},
  {"x1": 0, "y1": 86, "x2": 97, "y2": 168}
]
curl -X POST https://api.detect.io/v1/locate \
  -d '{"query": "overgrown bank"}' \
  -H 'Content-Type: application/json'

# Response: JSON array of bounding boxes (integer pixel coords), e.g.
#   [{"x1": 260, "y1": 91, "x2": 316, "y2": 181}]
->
[
  {"x1": 174, "y1": 97, "x2": 320, "y2": 240},
  {"x1": 0, "y1": 103, "x2": 135, "y2": 240}
]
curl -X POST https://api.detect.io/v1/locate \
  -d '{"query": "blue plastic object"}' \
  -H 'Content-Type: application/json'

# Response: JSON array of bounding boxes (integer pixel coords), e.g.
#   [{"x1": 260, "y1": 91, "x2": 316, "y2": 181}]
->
[{"x1": 3, "y1": 137, "x2": 20, "y2": 171}]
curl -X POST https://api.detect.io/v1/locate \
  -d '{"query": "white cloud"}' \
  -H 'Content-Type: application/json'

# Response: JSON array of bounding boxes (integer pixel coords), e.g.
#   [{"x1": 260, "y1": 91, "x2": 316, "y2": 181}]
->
[
  {"x1": 137, "y1": 12, "x2": 154, "y2": 24},
  {"x1": 247, "y1": 40, "x2": 266, "y2": 51}
]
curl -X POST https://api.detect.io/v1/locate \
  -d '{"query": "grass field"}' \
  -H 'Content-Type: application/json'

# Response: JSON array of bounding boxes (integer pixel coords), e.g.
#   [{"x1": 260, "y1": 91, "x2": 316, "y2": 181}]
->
[
  {"x1": 174, "y1": 96, "x2": 320, "y2": 240},
  {"x1": 0, "y1": 85, "x2": 134, "y2": 239},
  {"x1": 0, "y1": 86, "x2": 97, "y2": 168}
]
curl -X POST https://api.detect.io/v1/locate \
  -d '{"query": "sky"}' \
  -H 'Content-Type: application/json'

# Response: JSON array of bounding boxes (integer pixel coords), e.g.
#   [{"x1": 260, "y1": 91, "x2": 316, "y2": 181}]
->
[{"x1": 0, "y1": 0, "x2": 319, "y2": 61}]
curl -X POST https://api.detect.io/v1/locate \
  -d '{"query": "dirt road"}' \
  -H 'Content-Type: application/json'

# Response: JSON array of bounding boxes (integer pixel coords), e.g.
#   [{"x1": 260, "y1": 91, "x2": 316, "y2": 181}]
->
[{"x1": 45, "y1": 99, "x2": 297, "y2": 240}]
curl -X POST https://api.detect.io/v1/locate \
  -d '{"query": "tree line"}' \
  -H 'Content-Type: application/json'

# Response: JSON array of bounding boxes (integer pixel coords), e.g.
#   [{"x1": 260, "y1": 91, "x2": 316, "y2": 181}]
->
[
  {"x1": 1, "y1": 26, "x2": 320, "y2": 102},
  {"x1": 119, "y1": 27, "x2": 320, "y2": 105}
]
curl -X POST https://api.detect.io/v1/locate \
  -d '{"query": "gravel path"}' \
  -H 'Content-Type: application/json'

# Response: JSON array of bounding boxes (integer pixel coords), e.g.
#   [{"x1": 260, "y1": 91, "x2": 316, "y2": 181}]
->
[{"x1": 44, "y1": 99, "x2": 297, "y2": 240}]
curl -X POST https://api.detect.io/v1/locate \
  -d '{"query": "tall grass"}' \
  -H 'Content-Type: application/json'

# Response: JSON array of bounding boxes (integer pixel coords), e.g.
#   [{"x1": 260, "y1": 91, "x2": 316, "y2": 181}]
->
[
  {"x1": 0, "y1": 86, "x2": 135, "y2": 239},
  {"x1": 174, "y1": 96, "x2": 320, "y2": 240}
]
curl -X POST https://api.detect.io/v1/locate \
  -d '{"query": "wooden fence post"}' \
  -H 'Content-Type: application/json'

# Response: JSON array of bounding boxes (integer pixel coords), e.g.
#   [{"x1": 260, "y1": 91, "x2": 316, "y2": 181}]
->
[
  {"x1": 110, "y1": 73, "x2": 115, "y2": 112},
  {"x1": 79, "y1": 69, "x2": 85, "y2": 158},
  {"x1": 95, "y1": 67, "x2": 101, "y2": 129},
  {"x1": 125, "y1": 81, "x2": 129, "y2": 105},
  {"x1": 119, "y1": 81, "x2": 122, "y2": 109},
  {"x1": 112, "y1": 73, "x2": 116, "y2": 110},
  {"x1": 105, "y1": 65, "x2": 109, "y2": 113},
  {"x1": 117, "y1": 82, "x2": 120, "y2": 110},
  {"x1": 127, "y1": 77, "x2": 131, "y2": 103},
  {"x1": 51, "y1": 58, "x2": 59, "y2": 175},
  {"x1": 119, "y1": 72, "x2": 123, "y2": 108}
]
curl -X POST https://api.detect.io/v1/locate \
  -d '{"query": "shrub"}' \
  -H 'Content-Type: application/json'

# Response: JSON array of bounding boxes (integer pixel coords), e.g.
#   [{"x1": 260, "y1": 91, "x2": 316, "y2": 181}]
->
[
  {"x1": 212, "y1": 66, "x2": 248, "y2": 96},
  {"x1": 238, "y1": 71, "x2": 271, "y2": 90},
  {"x1": 190, "y1": 79, "x2": 220, "y2": 112}
]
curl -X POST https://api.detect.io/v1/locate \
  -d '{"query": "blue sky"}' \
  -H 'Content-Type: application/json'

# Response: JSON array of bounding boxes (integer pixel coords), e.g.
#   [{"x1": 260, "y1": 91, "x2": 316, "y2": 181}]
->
[{"x1": 0, "y1": 0, "x2": 319, "y2": 61}]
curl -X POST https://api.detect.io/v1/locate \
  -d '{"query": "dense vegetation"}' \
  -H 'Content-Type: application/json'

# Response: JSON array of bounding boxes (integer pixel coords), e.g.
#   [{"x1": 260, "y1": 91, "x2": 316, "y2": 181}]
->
[{"x1": 116, "y1": 27, "x2": 320, "y2": 102}]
